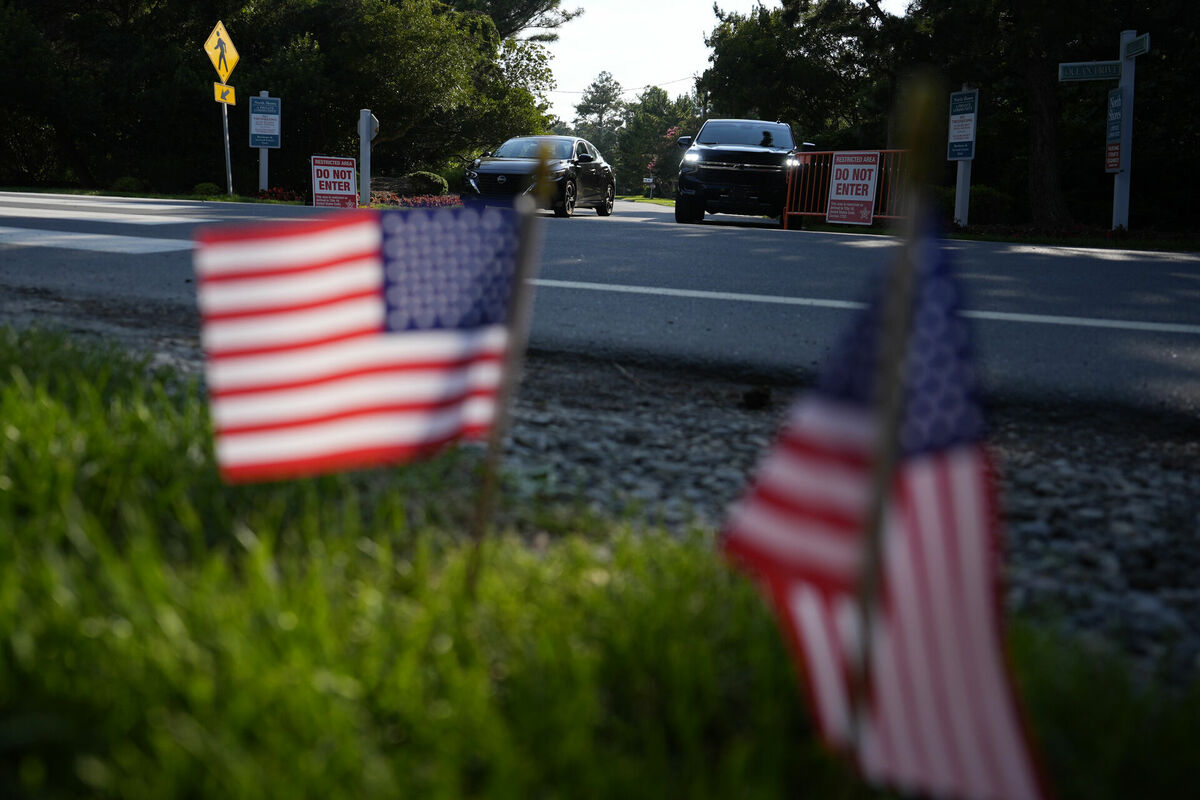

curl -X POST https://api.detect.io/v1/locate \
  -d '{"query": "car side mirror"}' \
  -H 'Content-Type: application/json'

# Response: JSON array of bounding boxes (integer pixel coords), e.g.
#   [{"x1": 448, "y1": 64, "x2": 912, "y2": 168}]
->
[
  {"x1": 575, "y1": 153, "x2": 594, "y2": 163},
  {"x1": 480, "y1": 151, "x2": 492, "y2": 158},
  {"x1": 676, "y1": 136, "x2": 693, "y2": 148}
]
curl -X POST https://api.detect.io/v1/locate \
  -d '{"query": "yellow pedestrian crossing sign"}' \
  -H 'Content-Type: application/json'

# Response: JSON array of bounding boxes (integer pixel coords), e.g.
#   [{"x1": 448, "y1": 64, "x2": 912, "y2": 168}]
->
[
  {"x1": 204, "y1": 21, "x2": 239, "y2": 83},
  {"x1": 214, "y1": 83, "x2": 236, "y2": 105}
]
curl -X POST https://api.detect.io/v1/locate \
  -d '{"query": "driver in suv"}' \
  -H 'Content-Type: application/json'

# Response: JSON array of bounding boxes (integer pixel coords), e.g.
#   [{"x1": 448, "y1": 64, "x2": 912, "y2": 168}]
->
[{"x1": 674, "y1": 118, "x2": 800, "y2": 224}]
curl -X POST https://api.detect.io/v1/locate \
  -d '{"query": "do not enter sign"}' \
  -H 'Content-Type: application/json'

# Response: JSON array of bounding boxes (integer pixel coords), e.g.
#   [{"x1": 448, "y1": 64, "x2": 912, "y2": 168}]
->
[
  {"x1": 826, "y1": 151, "x2": 880, "y2": 225},
  {"x1": 311, "y1": 156, "x2": 358, "y2": 208}
]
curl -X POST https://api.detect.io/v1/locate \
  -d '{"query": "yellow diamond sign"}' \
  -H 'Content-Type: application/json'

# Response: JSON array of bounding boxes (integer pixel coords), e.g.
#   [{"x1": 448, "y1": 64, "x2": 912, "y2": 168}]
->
[
  {"x1": 204, "y1": 21, "x2": 239, "y2": 83},
  {"x1": 213, "y1": 83, "x2": 236, "y2": 105}
]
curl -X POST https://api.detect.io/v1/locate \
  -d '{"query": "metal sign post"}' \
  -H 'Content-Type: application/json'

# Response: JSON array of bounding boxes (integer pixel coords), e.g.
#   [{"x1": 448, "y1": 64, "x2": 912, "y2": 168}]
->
[
  {"x1": 1057, "y1": 30, "x2": 1149, "y2": 230},
  {"x1": 358, "y1": 109, "x2": 379, "y2": 207},
  {"x1": 203, "y1": 21, "x2": 240, "y2": 197}
]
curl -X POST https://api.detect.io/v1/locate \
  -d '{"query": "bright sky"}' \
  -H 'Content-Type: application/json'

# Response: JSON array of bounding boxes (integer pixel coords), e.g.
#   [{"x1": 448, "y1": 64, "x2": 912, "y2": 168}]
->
[{"x1": 542, "y1": 0, "x2": 907, "y2": 123}]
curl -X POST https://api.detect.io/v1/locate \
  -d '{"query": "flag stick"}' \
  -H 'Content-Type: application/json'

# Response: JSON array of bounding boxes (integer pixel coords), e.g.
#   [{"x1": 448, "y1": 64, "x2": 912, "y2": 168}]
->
[
  {"x1": 463, "y1": 149, "x2": 550, "y2": 599},
  {"x1": 849, "y1": 71, "x2": 942, "y2": 750}
]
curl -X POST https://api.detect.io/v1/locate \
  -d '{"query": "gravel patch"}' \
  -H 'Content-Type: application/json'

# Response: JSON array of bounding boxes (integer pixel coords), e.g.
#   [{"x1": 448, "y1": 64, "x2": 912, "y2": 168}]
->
[{"x1": 4, "y1": 286, "x2": 1198, "y2": 685}]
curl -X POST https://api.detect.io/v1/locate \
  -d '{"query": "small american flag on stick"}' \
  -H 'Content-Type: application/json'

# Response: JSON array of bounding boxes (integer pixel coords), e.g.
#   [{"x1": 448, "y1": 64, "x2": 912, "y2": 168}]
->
[
  {"x1": 722, "y1": 229, "x2": 1048, "y2": 800},
  {"x1": 193, "y1": 204, "x2": 528, "y2": 483}
]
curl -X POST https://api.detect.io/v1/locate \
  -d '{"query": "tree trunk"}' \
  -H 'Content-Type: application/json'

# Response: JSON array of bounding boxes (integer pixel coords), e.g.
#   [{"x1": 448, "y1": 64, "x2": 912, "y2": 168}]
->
[{"x1": 1024, "y1": 61, "x2": 1072, "y2": 226}]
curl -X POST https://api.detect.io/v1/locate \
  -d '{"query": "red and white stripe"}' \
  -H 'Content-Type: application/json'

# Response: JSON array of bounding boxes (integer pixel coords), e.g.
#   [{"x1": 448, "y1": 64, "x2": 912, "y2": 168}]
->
[
  {"x1": 724, "y1": 396, "x2": 1045, "y2": 800},
  {"x1": 194, "y1": 213, "x2": 507, "y2": 482}
]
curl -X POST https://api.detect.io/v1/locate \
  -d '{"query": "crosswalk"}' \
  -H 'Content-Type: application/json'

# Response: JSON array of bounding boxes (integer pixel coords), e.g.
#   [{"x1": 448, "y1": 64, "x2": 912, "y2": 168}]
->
[{"x1": 0, "y1": 192, "x2": 214, "y2": 254}]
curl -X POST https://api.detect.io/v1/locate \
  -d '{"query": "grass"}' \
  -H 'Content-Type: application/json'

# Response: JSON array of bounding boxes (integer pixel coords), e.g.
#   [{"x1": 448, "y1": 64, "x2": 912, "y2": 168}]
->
[{"x1": 1, "y1": 326, "x2": 1199, "y2": 799}]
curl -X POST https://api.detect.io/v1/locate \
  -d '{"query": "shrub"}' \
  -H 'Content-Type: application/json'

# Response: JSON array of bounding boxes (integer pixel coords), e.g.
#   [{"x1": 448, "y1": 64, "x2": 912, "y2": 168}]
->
[
  {"x1": 405, "y1": 170, "x2": 449, "y2": 196},
  {"x1": 192, "y1": 182, "x2": 221, "y2": 196},
  {"x1": 109, "y1": 176, "x2": 144, "y2": 193}
]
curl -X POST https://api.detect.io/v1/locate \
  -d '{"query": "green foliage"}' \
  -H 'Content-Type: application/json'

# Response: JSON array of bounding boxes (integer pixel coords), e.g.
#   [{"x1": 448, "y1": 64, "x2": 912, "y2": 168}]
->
[
  {"x1": 191, "y1": 182, "x2": 221, "y2": 196},
  {"x1": 405, "y1": 171, "x2": 450, "y2": 196},
  {"x1": 0, "y1": 0, "x2": 559, "y2": 194},
  {"x1": 109, "y1": 176, "x2": 145, "y2": 193},
  {"x1": 1, "y1": 326, "x2": 1198, "y2": 799}
]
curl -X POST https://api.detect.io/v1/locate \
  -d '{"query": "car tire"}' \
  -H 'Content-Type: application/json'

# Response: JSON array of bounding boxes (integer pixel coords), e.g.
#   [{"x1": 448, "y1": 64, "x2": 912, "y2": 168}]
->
[
  {"x1": 674, "y1": 195, "x2": 703, "y2": 224},
  {"x1": 554, "y1": 179, "x2": 576, "y2": 218},
  {"x1": 595, "y1": 182, "x2": 615, "y2": 216}
]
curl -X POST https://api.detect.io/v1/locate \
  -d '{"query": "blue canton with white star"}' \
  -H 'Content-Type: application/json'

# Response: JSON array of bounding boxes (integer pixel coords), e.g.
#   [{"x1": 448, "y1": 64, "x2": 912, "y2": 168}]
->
[
  {"x1": 817, "y1": 217, "x2": 985, "y2": 455},
  {"x1": 380, "y1": 205, "x2": 521, "y2": 332}
]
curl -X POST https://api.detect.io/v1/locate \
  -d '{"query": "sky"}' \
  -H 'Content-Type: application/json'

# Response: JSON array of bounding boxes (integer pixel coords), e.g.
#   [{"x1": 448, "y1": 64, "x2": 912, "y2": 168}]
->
[{"x1": 541, "y1": 0, "x2": 908, "y2": 124}]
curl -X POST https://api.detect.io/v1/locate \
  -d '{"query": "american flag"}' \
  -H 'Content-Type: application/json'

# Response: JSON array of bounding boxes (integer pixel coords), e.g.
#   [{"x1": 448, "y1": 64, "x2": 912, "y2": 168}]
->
[
  {"x1": 193, "y1": 205, "x2": 525, "y2": 483},
  {"x1": 722, "y1": 230, "x2": 1047, "y2": 800}
]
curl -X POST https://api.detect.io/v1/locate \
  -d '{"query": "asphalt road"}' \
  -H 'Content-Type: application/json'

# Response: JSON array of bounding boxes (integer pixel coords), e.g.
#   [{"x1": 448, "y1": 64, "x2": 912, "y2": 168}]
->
[{"x1": 1, "y1": 191, "x2": 1198, "y2": 414}]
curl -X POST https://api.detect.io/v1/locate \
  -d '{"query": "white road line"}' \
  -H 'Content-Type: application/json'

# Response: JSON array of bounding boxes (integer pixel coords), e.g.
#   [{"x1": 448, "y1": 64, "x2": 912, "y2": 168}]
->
[
  {"x1": 531, "y1": 278, "x2": 1200, "y2": 336},
  {"x1": 0, "y1": 192, "x2": 205, "y2": 211},
  {"x1": 0, "y1": 207, "x2": 212, "y2": 225},
  {"x1": 0, "y1": 227, "x2": 194, "y2": 254}
]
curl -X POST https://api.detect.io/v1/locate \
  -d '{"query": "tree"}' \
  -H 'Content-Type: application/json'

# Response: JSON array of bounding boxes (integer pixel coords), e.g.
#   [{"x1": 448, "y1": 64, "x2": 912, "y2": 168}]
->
[
  {"x1": 614, "y1": 87, "x2": 697, "y2": 193},
  {"x1": 0, "y1": 0, "x2": 557, "y2": 192},
  {"x1": 572, "y1": 71, "x2": 626, "y2": 162},
  {"x1": 445, "y1": 0, "x2": 583, "y2": 41}
]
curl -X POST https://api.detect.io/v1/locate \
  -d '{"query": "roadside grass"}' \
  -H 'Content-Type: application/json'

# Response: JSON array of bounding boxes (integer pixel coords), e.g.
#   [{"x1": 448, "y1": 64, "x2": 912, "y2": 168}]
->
[{"x1": 2, "y1": 325, "x2": 1199, "y2": 799}]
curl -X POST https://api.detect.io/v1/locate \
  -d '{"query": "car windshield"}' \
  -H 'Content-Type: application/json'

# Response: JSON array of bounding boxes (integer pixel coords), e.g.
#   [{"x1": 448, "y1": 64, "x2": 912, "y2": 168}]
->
[
  {"x1": 492, "y1": 138, "x2": 574, "y2": 160},
  {"x1": 696, "y1": 121, "x2": 794, "y2": 149}
]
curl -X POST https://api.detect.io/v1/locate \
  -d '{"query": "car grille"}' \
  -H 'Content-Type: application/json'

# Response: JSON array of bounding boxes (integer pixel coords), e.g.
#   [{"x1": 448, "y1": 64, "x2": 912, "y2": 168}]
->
[
  {"x1": 695, "y1": 163, "x2": 783, "y2": 190},
  {"x1": 477, "y1": 173, "x2": 532, "y2": 195}
]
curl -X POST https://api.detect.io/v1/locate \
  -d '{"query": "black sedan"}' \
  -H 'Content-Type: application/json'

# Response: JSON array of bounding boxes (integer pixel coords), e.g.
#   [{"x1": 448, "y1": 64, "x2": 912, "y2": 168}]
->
[{"x1": 463, "y1": 135, "x2": 616, "y2": 217}]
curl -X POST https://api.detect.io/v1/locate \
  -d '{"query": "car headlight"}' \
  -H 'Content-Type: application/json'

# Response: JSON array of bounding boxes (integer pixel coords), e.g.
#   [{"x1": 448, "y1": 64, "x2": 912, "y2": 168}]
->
[
  {"x1": 683, "y1": 151, "x2": 700, "y2": 163},
  {"x1": 465, "y1": 169, "x2": 478, "y2": 179},
  {"x1": 785, "y1": 157, "x2": 800, "y2": 168}
]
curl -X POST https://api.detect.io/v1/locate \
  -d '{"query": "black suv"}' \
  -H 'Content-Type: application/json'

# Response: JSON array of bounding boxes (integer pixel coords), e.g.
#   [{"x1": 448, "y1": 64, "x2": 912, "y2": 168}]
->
[{"x1": 674, "y1": 119, "x2": 799, "y2": 224}]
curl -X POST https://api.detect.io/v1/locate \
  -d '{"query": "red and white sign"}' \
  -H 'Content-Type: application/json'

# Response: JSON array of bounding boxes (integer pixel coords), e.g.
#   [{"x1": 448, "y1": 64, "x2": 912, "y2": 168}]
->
[
  {"x1": 826, "y1": 151, "x2": 880, "y2": 225},
  {"x1": 1105, "y1": 142, "x2": 1121, "y2": 172},
  {"x1": 311, "y1": 156, "x2": 358, "y2": 208}
]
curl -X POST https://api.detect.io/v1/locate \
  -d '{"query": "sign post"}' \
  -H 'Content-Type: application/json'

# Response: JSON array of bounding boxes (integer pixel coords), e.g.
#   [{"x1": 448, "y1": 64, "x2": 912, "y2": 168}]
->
[
  {"x1": 358, "y1": 110, "x2": 379, "y2": 208},
  {"x1": 947, "y1": 86, "x2": 979, "y2": 226},
  {"x1": 250, "y1": 92, "x2": 282, "y2": 192},
  {"x1": 1058, "y1": 30, "x2": 1149, "y2": 230},
  {"x1": 825, "y1": 151, "x2": 880, "y2": 225},
  {"x1": 203, "y1": 21, "x2": 240, "y2": 197}
]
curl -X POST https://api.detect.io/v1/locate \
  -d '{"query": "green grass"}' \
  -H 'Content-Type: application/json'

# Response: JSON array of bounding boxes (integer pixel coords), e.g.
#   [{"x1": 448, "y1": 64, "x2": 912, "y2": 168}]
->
[{"x1": 1, "y1": 326, "x2": 1198, "y2": 799}]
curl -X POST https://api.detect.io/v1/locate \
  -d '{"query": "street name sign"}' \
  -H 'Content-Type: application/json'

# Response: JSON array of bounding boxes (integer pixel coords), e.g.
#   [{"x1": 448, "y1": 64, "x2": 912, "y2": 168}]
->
[
  {"x1": 1124, "y1": 33, "x2": 1150, "y2": 59},
  {"x1": 250, "y1": 96, "x2": 282, "y2": 148},
  {"x1": 204, "y1": 21, "x2": 239, "y2": 83},
  {"x1": 947, "y1": 89, "x2": 979, "y2": 160},
  {"x1": 826, "y1": 151, "x2": 880, "y2": 225},
  {"x1": 213, "y1": 83, "x2": 235, "y2": 105},
  {"x1": 1058, "y1": 60, "x2": 1120, "y2": 82}
]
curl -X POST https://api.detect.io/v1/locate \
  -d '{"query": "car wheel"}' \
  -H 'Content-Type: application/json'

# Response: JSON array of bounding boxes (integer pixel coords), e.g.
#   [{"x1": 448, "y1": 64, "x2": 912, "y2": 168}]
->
[
  {"x1": 554, "y1": 179, "x2": 576, "y2": 217},
  {"x1": 595, "y1": 181, "x2": 615, "y2": 216},
  {"x1": 674, "y1": 195, "x2": 703, "y2": 224}
]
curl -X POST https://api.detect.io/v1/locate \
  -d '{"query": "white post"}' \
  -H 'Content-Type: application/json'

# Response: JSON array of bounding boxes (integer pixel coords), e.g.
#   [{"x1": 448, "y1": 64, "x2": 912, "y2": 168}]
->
[
  {"x1": 258, "y1": 91, "x2": 269, "y2": 192},
  {"x1": 359, "y1": 108, "x2": 371, "y2": 207},
  {"x1": 1112, "y1": 30, "x2": 1136, "y2": 230},
  {"x1": 954, "y1": 158, "x2": 972, "y2": 226}
]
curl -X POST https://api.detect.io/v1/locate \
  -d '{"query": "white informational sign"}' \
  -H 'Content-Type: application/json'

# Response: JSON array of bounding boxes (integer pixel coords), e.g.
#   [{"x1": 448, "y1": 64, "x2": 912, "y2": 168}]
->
[
  {"x1": 311, "y1": 156, "x2": 358, "y2": 208},
  {"x1": 825, "y1": 151, "x2": 880, "y2": 225},
  {"x1": 947, "y1": 89, "x2": 979, "y2": 161},
  {"x1": 250, "y1": 96, "x2": 282, "y2": 149}
]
